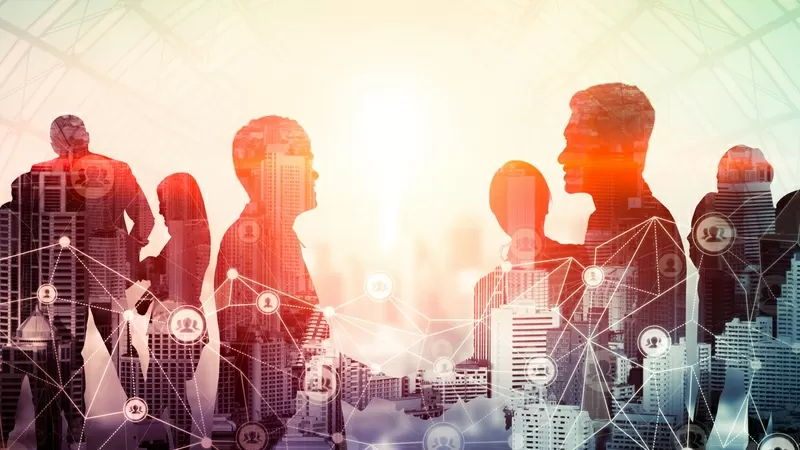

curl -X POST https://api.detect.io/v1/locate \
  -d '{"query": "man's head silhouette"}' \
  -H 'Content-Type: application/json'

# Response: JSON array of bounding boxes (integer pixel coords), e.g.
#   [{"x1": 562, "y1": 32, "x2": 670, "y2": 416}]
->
[
  {"x1": 50, "y1": 114, "x2": 90, "y2": 158},
  {"x1": 558, "y1": 83, "x2": 655, "y2": 195},
  {"x1": 489, "y1": 160, "x2": 551, "y2": 236},
  {"x1": 232, "y1": 115, "x2": 319, "y2": 213}
]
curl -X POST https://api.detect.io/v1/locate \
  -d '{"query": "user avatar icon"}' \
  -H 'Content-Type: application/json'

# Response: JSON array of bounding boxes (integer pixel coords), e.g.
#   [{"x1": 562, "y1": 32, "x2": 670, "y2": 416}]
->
[
  {"x1": 70, "y1": 156, "x2": 114, "y2": 199},
  {"x1": 423, "y1": 422, "x2": 465, "y2": 450},
  {"x1": 37, "y1": 284, "x2": 57, "y2": 305},
  {"x1": 256, "y1": 290, "x2": 280, "y2": 315},
  {"x1": 303, "y1": 365, "x2": 339, "y2": 405},
  {"x1": 236, "y1": 422, "x2": 268, "y2": 450},
  {"x1": 674, "y1": 424, "x2": 707, "y2": 450},
  {"x1": 364, "y1": 272, "x2": 394, "y2": 302},
  {"x1": 525, "y1": 356, "x2": 558, "y2": 387},
  {"x1": 759, "y1": 433, "x2": 799, "y2": 450},
  {"x1": 659, "y1": 253, "x2": 683, "y2": 278},
  {"x1": 236, "y1": 219, "x2": 261, "y2": 244},
  {"x1": 582, "y1": 266, "x2": 604, "y2": 288},
  {"x1": 433, "y1": 356, "x2": 456, "y2": 379},
  {"x1": 509, "y1": 228, "x2": 542, "y2": 263},
  {"x1": 167, "y1": 305, "x2": 206, "y2": 344},
  {"x1": 123, "y1": 397, "x2": 148, "y2": 423},
  {"x1": 638, "y1": 326, "x2": 671, "y2": 358},
  {"x1": 693, "y1": 213, "x2": 736, "y2": 256}
]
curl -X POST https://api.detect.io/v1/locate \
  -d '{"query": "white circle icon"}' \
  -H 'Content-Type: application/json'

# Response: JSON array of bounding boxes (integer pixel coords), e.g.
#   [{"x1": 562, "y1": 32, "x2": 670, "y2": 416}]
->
[
  {"x1": 168, "y1": 305, "x2": 207, "y2": 345},
  {"x1": 236, "y1": 421, "x2": 269, "y2": 450},
  {"x1": 759, "y1": 433, "x2": 799, "y2": 450},
  {"x1": 423, "y1": 422, "x2": 465, "y2": 450},
  {"x1": 508, "y1": 228, "x2": 542, "y2": 263},
  {"x1": 658, "y1": 253, "x2": 683, "y2": 278},
  {"x1": 582, "y1": 266, "x2": 604, "y2": 288},
  {"x1": 70, "y1": 155, "x2": 115, "y2": 199},
  {"x1": 302, "y1": 365, "x2": 339, "y2": 405},
  {"x1": 525, "y1": 356, "x2": 558, "y2": 387},
  {"x1": 123, "y1": 397, "x2": 148, "y2": 423},
  {"x1": 37, "y1": 284, "x2": 57, "y2": 305},
  {"x1": 501, "y1": 260, "x2": 513, "y2": 273},
  {"x1": 638, "y1": 326, "x2": 671, "y2": 358},
  {"x1": 256, "y1": 291, "x2": 280, "y2": 315},
  {"x1": 433, "y1": 356, "x2": 456, "y2": 379},
  {"x1": 364, "y1": 272, "x2": 394, "y2": 302},
  {"x1": 236, "y1": 219, "x2": 261, "y2": 244},
  {"x1": 674, "y1": 424, "x2": 707, "y2": 450},
  {"x1": 693, "y1": 213, "x2": 736, "y2": 256}
]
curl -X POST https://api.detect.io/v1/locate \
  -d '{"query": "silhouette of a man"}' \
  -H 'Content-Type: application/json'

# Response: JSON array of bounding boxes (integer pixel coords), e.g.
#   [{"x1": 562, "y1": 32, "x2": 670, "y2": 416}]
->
[
  {"x1": 214, "y1": 116, "x2": 343, "y2": 448},
  {"x1": 557, "y1": 84, "x2": 686, "y2": 424}
]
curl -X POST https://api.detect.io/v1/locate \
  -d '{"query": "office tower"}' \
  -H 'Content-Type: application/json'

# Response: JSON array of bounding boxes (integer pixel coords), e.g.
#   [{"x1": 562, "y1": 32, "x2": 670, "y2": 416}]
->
[
  {"x1": 490, "y1": 302, "x2": 560, "y2": 395},
  {"x1": 340, "y1": 358, "x2": 405, "y2": 410},
  {"x1": 0, "y1": 204, "x2": 23, "y2": 345},
  {"x1": 21, "y1": 170, "x2": 89, "y2": 444},
  {"x1": 119, "y1": 301, "x2": 204, "y2": 448},
  {"x1": 512, "y1": 401, "x2": 596, "y2": 450},
  {"x1": 546, "y1": 324, "x2": 590, "y2": 407},
  {"x1": 0, "y1": 307, "x2": 64, "y2": 448},
  {"x1": 86, "y1": 229, "x2": 128, "y2": 363},
  {"x1": 282, "y1": 340, "x2": 345, "y2": 448},
  {"x1": 505, "y1": 267, "x2": 550, "y2": 311},
  {"x1": 474, "y1": 266, "x2": 504, "y2": 362},
  {"x1": 418, "y1": 359, "x2": 489, "y2": 409}
]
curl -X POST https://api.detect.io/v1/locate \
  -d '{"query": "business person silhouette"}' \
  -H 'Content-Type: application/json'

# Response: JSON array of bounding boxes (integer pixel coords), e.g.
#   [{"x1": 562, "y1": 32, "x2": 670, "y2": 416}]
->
[
  {"x1": 214, "y1": 116, "x2": 344, "y2": 448},
  {"x1": 131, "y1": 173, "x2": 211, "y2": 448},
  {"x1": 557, "y1": 84, "x2": 686, "y2": 433},
  {"x1": 689, "y1": 146, "x2": 775, "y2": 341}
]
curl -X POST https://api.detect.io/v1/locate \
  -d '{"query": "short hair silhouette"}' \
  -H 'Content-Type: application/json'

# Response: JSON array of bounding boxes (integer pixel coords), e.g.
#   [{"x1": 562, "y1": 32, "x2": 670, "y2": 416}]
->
[
  {"x1": 231, "y1": 115, "x2": 312, "y2": 199},
  {"x1": 50, "y1": 114, "x2": 90, "y2": 157},
  {"x1": 716, "y1": 145, "x2": 774, "y2": 184},
  {"x1": 489, "y1": 160, "x2": 550, "y2": 236},
  {"x1": 568, "y1": 82, "x2": 655, "y2": 155}
]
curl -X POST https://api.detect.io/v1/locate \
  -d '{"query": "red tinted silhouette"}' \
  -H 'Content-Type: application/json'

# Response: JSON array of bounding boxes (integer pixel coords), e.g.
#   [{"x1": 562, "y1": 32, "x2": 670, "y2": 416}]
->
[
  {"x1": 214, "y1": 116, "x2": 342, "y2": 448},
  {"x1": 558, "y1": 84, "x2": 686, "y2": 427}
]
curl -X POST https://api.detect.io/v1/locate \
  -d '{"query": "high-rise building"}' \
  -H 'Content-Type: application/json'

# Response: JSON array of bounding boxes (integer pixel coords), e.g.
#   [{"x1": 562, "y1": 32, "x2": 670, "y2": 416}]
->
[
  {"x1": 418, "y1": 359, "x2": 489, "y2": 408},
  {"x1": 340, "y1": 358, "x2": 405, "y2": 410},
  {"x1": 490, "y1": 302, "x2": 561, "y2": 395},
  {"x1": 512, "y1": 401, "x2": 596, "y2": 450}
]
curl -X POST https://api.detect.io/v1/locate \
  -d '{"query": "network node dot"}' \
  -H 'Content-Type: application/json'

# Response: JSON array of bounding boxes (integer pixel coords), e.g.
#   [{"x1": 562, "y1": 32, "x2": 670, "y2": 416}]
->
[
  {"x1": 638, "y1": 326, "x2": 671, "y2": 359},
  {"x1": 758, "y1": 432, "x2": 799, "y2": 450},
  {"x1": 525, "y1": 356, "x2": 558, "y2": 387},
  {"x1": 364, "y1": 272, "x2": 394, "y2": 302},
  {"x1": 332, "y1": 432, "x2": 345, "y2": 444},
  {"x1": 423, "y1": 422, "x2": 464, "y2": 450},
  {"x1": 37, "y1": 284, "x2": 57, "y2": 306},
  {"x1": 582, "y1": 266, "x2": 604, "y2": 288},
  {"x1": 692, "y1": 212, "x2": 736, "y2": 256},
  {"x1": 167, "y1": 305, "x2": 207, "y2": 345},
  {"x1": 501, "y1": 260, "x2": 513, "y2": 273},
  {"x1": 433, "y1": 356, "x2": 456, "y2": 379},
  {"x1": 227, "y1": 268, "x2": 239, "y2": 280},
  {"x1": 123, "y1": 397, "x2": 148, "y2": 423},
  {"x1": 323, "y1": 306, "x2": 336, "y2": 318},
  {"x1": 751, "y1": 359, "x2": 763, "y2": 371},
  {"x1": 58, "y1": 236, "x2": 71, "y2": 248},
  {"x1": 122, "y1": 309, "x2": 134, "y2": 322}
]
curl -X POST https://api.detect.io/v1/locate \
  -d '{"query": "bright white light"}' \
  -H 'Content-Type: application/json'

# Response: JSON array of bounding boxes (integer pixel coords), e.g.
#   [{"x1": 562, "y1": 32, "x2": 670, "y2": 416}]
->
[{"x1": 354, "y1": 83, "x2": 427, "y2": 251}]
